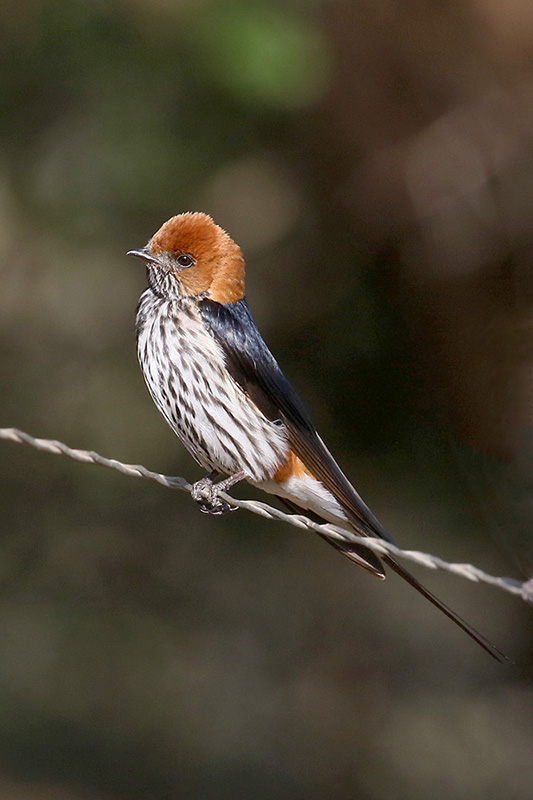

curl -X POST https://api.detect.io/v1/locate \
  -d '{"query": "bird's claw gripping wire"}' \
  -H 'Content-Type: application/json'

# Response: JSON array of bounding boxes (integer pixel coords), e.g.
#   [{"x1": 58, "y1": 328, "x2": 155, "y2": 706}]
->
[{"x1": 190, "y1": 471, "x2": 245, "y2": 515}]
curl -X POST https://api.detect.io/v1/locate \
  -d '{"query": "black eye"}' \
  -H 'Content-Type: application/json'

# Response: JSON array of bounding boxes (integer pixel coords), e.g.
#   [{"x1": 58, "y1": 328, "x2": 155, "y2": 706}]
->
[{"x1": 177, "y1": 253, "x2": 194, "y2": 268}]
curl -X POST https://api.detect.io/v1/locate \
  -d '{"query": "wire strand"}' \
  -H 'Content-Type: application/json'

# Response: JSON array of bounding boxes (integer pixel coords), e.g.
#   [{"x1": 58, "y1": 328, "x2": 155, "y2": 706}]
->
[{"x1": 1, "y1": 426, "x2": 531, "y2": 603}]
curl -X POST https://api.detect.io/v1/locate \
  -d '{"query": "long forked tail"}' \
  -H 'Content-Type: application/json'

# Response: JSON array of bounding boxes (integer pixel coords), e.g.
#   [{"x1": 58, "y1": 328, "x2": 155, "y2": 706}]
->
[
  {"x1": 382, "y1": 554, "x2": 509, "y2": 663},
  {"x1": 279, "y1": 498, "x2": 509, "y2": 662}
]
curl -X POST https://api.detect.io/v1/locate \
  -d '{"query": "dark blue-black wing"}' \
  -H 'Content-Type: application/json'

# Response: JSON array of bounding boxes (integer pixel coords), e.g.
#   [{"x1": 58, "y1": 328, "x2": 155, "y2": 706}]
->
[
  {"x1": 198, "y1": 297, "x2": 391, "y2": 542},
  {"x1": 198, "y1": 297, "x2": 506, "y2": 662}
]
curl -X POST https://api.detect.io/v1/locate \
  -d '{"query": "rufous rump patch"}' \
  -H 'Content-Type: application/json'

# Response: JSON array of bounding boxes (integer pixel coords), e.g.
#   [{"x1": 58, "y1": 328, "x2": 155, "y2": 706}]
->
[
  {"x1": 148, "y1": 212, "x2": 245, "y2": 303},
  {"x1": 274, "y1": 450, "x2": 313, "y2": 482}
]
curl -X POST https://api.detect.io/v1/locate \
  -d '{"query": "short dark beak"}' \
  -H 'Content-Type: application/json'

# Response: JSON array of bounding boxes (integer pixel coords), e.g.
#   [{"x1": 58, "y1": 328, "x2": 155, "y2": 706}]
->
[{"x1": 127, "y1": 247, "x2": 159, "y2": 265}]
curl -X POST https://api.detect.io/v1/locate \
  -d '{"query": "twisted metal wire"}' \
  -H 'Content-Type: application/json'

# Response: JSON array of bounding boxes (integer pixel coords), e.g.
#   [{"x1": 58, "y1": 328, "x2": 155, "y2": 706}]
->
[{"x1": 1, "y1": 426, "x2": 531, "y2": 603}]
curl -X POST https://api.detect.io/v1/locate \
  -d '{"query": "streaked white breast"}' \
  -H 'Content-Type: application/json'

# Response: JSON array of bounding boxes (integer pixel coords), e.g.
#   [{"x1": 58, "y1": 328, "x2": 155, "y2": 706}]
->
[{"x1": 136, "y1": 289, "x2": 288, "y2": 482}]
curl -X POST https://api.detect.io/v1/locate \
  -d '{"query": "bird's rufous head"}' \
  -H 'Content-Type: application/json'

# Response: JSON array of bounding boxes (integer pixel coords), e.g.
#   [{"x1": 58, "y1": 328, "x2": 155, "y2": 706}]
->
[{"x1": 128, "y1": 212, "x2": 245, "y2": 303}]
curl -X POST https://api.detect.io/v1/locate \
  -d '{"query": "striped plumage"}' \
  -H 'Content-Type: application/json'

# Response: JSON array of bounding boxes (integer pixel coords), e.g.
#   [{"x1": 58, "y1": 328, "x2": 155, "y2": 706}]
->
[
  {"x1": 130, "y1": 212, "x2": 505, "y2": 661},
  {"x1": 136, "y1": 289, "x2": 353, "y2": 535},
  {"x1": 136, "y1": 291, "x2": 288, "y2": 482}
]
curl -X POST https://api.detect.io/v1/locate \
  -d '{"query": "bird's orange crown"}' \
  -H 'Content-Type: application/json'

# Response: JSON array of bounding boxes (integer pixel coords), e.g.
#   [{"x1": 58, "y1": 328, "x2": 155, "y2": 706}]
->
[{"x1": 148, "y1": 212, "x2": 245, "y2": 303}]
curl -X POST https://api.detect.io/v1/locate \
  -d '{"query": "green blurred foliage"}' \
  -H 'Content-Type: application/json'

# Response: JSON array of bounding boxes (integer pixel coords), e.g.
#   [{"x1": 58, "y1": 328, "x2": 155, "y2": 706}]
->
[
  {"x1": 187, "y1": 2, "x2": 332, "y2": 108},
  {"x1": 0, "y1": 1, "x2": 532, "y2": 799}
]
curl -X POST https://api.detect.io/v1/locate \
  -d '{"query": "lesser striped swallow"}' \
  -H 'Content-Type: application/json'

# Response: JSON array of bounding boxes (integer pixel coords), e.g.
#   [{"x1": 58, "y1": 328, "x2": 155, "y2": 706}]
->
[{"x1": 129, "y1": 212, "x2": 505, "y2": 661}]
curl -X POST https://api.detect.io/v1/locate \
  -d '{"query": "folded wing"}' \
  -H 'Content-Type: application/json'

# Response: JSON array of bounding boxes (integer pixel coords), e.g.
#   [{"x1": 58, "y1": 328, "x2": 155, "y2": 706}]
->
[{"x1": 198, "y1": 297, "x2": 506, "y2": 661}]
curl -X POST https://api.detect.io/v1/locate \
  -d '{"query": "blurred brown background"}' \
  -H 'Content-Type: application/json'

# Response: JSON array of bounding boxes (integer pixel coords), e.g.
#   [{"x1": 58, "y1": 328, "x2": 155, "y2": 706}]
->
[{"x1": 0, "y1": 1, "x2": 532, "y2": 798}]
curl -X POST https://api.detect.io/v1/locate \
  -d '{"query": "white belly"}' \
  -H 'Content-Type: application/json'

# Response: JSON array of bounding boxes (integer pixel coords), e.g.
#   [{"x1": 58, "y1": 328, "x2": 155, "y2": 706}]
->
[
  {"x1": 258, "y1": 474, "x2": 350, "y2": 528},
  {"x1": 136, "y1": 290, "x2": 288, "y2": 482}
]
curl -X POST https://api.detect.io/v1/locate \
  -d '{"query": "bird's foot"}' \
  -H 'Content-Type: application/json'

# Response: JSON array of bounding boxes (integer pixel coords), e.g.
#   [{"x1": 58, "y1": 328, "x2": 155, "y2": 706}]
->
[
  {"x1": 191, "y1": 476, "x2": 235, "y2": 515},
  {"x1": 190, "y1": 471, "x2": 245, "y2": 515}
]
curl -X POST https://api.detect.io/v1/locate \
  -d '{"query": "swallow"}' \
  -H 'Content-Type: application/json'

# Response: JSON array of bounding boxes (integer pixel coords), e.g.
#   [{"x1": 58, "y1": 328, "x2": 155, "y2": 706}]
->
[{"x1": 129, "y1": 212, "x2": 505, "y2": 661}]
